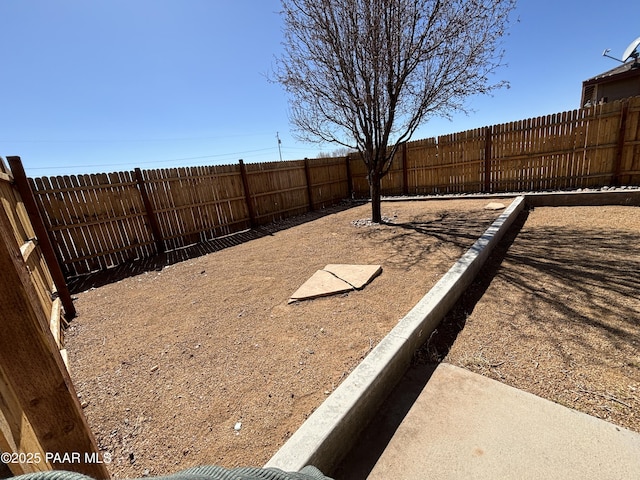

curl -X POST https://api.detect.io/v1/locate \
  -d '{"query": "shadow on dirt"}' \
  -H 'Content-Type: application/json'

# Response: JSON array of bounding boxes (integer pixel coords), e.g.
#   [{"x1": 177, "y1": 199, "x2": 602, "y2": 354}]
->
[
  {"x1": 356, "y1": 208, "x2": 503, "y2": 271},
  {"x1": 418, "y1": 207, "x2": 640, "y2": 364},
  {"x1": 413, "y1": 208, "x2": 529, "y2": 363},
  {"x1": 334, "y1": 205, "x2": 640, "y2": 478},
  {"x1": 67, "y1": 201, "x2": 364, "y2": 294}
]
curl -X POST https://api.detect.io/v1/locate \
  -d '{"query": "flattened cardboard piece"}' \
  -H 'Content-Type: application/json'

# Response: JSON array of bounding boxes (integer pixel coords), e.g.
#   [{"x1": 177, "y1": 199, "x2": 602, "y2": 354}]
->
[
  {"x1": 324, "y1": 264, "x2": 382, "y2": 289},
  {"x1": 484, "y1": 202, "x2": 506, "y2": 210},
  {"x1": 289, "y1": 264, "x2": 382, "y2": 303}
]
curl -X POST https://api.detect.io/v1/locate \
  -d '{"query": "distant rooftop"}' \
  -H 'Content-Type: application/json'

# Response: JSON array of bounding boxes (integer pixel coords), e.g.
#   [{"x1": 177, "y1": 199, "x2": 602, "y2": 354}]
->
[
  {"x1": 581, "y1": 59, "x2": 640, "y2": 107},
  {"x1": 585, "y1": 60, "x2": 640, "y2": 83}
]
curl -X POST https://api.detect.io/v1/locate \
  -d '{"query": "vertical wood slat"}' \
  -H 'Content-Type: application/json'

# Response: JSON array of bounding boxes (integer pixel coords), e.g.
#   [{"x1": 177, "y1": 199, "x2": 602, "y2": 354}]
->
[
  {"x1": 345, "y1": 155, "x2": 353, "y2": 198},
  {"x1": 304, "y1": 158, "x2": 315, "y2": 211},
  {"x1": 188, "y1": 166, "x2": 204, "y2": 240},
  {"x1": 613, "y1": 100, "x2": 629, "y2": 185},
  {"x1": 621, "y1": 96, "x2": 640, "y2": 185},
  {"x1": 135, "y1": 167, "x2": 165, "y2": 254},
  {"x1": 484, "y1": 126, "x2": 492, "y2": 192},
  {"x1": 7, "y1": 157, "x2": 76, "y2": 319},
  {"x1": 401, "y1": 142, "x2": 409, "y2": 195},
  {"x1": 239, "y1": 159, "x2": 256, "y2": 228}
]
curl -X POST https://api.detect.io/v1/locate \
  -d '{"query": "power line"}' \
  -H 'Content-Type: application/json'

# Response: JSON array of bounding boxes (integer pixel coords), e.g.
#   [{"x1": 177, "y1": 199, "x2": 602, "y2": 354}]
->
[
  {"x1": 0, "y1": 132, "x2": 280, "y2": 144},
  {"x1": 25, "y1": 147, "x2": 280, "y2": 172}
]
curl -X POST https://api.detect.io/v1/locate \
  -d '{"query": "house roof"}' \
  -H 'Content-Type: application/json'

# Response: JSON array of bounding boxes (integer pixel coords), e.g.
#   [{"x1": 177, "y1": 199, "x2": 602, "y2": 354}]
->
[{"x1": 584, "y1": 60, "x2": 640, "y2": 84}]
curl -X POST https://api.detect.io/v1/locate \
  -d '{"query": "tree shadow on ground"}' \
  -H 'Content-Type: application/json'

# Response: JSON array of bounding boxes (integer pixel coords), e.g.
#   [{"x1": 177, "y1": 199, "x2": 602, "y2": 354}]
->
[
  {"x1": 417, "y1": 207, "x2": 640, "y2": 364},
  {"x1": 413, "y1": 208, "x2": 529, "y2": 363},
  {"x1": 335, "y1": 206, "x2": 640, "y2": 478},
  {"x1": 67, "y1": 201, "x2": 363, "y2": 295},
  {"x1": 499, "y1": 230, "x2": 639, "y2": 360},
  {"x1": 356, "y1": 208, "x2": 503, "y2": 272}
]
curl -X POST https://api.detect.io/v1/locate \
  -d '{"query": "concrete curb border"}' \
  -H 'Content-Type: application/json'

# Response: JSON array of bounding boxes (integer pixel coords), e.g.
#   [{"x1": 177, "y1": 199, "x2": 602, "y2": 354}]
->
[
  {"x1": 524, "y1": 189, "x2": 640, "y2": 207},
  {"x1": 380, "y1": 187, "x2": 640, "y2": 206},
  {"x1": 265, "y1": 196, "x2": 527, "y2": 473}
]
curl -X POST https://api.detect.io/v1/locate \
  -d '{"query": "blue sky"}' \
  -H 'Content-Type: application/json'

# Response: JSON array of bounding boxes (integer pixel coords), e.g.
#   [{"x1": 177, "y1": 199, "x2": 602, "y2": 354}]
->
[{"x1": 1, "y1": 0, "x2": 639, "y2": 177}]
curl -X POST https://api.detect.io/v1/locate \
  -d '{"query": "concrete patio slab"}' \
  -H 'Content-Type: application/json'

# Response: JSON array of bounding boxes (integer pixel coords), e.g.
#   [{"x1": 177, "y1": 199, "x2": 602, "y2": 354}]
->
[{"x1": 368, "y1": 363, "x2": 640, "y2": 480}]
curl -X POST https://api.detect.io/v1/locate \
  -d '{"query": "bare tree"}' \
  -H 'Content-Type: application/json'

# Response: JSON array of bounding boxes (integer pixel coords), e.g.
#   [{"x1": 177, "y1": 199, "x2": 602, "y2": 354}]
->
[
  {"x1": 274, "y1": 0, "x2": 516, "y2": 222},
  {"x1": 317, "y1": 146, "x2": 357, "y2": 158}
]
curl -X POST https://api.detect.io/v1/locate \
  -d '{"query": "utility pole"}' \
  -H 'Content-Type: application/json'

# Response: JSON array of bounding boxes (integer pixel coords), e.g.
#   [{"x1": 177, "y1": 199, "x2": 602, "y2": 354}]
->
[{"x1": 276, "y1": 132, "x2": 283, "y2": 161}]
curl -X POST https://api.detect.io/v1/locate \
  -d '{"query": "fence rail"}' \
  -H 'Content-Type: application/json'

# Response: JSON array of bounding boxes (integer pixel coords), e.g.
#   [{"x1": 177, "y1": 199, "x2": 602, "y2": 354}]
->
[{"x1": 25, "y1": 96, "x2": 640, "y2": 279}]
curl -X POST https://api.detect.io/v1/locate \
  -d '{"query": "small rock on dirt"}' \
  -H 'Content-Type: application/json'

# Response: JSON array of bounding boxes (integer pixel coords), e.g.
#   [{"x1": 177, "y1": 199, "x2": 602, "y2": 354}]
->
[{"x1": 484, "y1": 202, "x2": 506, "y2": 210}]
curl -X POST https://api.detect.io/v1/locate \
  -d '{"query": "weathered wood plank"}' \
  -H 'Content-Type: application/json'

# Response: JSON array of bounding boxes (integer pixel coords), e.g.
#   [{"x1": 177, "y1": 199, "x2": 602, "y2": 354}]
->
[
  {"x1": 8, "y1": 158, "x2": 75, "y2": 318},
  {"x1": 0, "y1": 205, "x2": 108, "y2": 478},
  {"x1": 0, "y1": 365, "x2": 52, "y2": 475}
]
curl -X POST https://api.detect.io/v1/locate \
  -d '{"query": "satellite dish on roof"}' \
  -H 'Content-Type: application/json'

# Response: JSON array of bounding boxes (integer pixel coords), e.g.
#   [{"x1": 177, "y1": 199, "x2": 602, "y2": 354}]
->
[
  {"x1": 622, "y1": 36, "x2": 640, "y2": 62},
  {"x1": 602, "y1": 36, "x2": 640, "y2": 64}
]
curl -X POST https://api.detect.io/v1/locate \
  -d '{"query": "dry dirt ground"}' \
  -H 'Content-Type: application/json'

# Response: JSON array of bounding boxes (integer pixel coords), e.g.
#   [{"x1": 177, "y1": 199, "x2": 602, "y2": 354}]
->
[
  {"x1": 422, "y1": 204, "x2": 640, "y2": 432},
  {"x1": 66, "y1": 198, "x2": 507, "y2": 479},
  {"x1": 64, "y1": 198, "x2": 640, "y2": 479}
]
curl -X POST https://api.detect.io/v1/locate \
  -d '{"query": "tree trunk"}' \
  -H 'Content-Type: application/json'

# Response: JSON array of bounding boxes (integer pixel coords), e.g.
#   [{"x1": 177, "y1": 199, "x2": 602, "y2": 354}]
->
[{"x1": 369, "y1": 171, "x2": 382, "y2": 223}]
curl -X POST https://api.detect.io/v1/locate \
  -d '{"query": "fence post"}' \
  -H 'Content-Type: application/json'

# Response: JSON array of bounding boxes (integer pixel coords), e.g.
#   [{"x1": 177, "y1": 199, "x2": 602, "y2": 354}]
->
[
  {"x1": 304, "y1": 158, "x2": 315, "y2": 212},
  {"x1": 484, "y1": 126, "x2": 493, "y2": 193},
  {"x1": 345, "y1": 155, "x2": 353, "y2": 199},
  {"x1": 134, "y1": 168, "x2": 165, "y2": 254},
  {"x1": 7, "y1": 156, "x2": 76, "y2": 319},
  {"x1": 613, "y1": 101, "x2": 629, "y2": 186},
  {"x1": 239, "y1": 159, "x2": 257, "y2": 228},
  {"x1": 402, "y1": 142, "x2": 409, "y2": 195}
]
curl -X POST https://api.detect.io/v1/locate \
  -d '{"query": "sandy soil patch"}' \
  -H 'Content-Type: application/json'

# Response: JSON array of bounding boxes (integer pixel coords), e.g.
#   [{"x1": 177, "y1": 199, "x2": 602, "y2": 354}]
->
[
  {"x1": 66, "y1": 199, "x2": 507, "y2": 478},
  {"x1": 422, "y1": 205, "x2": 640, "y2": 433}
]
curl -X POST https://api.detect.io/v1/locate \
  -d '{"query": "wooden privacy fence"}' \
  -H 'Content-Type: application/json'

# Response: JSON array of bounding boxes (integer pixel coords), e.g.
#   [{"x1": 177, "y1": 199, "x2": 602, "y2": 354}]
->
[
  {"x1": 0, "y1": 157, "x2": 108, "y2": 478},
  {"x1": 29, "y1": 156, "x2": 350, "y2": 278},
  {"x1": 24, "y1": 96, "x2": 640, "y2": 280},
  {"x1": 347, "y1": 96, "x2": 640, "y2": 196}
]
